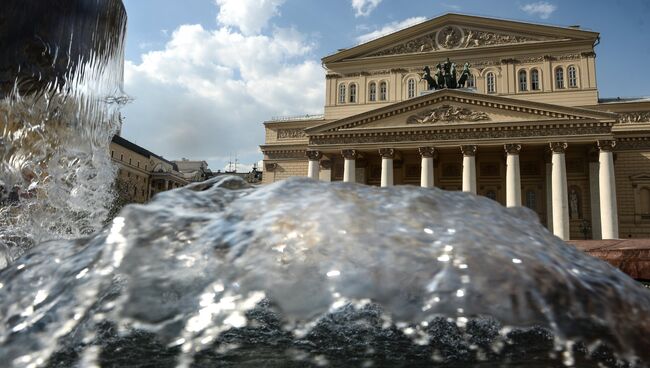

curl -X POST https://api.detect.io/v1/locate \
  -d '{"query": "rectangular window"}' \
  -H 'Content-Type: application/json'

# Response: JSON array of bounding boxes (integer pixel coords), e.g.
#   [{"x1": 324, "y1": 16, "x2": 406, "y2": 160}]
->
[
  {"x1": 111, "y1": 150, "x2": 114, "y2": 158},
  {"x1": 120, "y1": 154, "x2": 123, "y2": 161}
]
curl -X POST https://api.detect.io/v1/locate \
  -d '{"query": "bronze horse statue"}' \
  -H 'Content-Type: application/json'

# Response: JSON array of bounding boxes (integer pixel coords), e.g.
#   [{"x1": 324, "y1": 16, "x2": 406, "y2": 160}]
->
[
  {"x1": 422, "y1": 66, "x2": 438, "y2": 90},
  {"x1": 457, "y1": 62, "x2": 472, "y2": 88}
]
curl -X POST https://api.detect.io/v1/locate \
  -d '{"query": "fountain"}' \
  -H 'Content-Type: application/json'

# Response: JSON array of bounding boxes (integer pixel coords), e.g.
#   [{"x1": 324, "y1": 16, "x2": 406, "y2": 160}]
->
[
  {"x1": 0, "y1": 0, "x2": 127, "y2": 262},
  {"x1": 1, "y1": 1, "x2": 649, "y2": 367}
]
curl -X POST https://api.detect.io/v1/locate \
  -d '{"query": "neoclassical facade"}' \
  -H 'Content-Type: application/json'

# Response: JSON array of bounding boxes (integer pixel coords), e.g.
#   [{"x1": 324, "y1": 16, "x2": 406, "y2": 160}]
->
[{"x1": 260, "y1": 14, "x2": 650, "y2": 240}]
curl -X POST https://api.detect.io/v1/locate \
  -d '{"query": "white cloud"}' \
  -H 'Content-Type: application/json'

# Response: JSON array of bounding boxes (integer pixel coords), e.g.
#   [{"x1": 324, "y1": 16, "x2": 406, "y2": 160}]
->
[
  {"x1": 351, "y1": 0, "x2": 382, "y2": 17},
  {"x1": 215, "y1": 0, "x2": 285, "y2": 35},
  {"x1": 122, "y1": 18, "x2": 323, "y2": 171},
  {"x1": 521, "y1": 2, "x2": 557, "y2": 19},
  {"x1": 442, "y1": 3, "x2": 462, "y2": 11},
  {"x1": 356, "y1": 16, "x2": 427, "y2": 44}
]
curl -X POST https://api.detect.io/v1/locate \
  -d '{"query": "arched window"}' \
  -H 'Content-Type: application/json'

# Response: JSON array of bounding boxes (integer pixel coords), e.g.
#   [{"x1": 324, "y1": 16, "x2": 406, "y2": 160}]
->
[
  {"x1": 467, "y1": 75, "x2": 476, "y2": 88},
  {"x1": 518, "y1": 70, "x2": 528, "y2": 91},
  {"x1": 531, "y1": 69, "x2": 540, "y2": 91},
  {"x1": 338, "y1": 83, "x2": 346, "y2": 103},
  {"x1": 369, "y1": 82, "x2": 377, "y2": 102},
  {"x1": 379, "y1": 81, "x2": 387, "y2": 101},
  {"x1": 349, "y1": 83, "x2": 357, "y2": 103},
  {"x1": 568, "y1": 65, "x2": 578, "y2": 88},
  {"x1": 486, "y1": 72, "x2": 496, "y2": 93},
  {"x1": 407, "y1": 78, "x2": 416, "y2": 99},
  {"x1": 555, "y1": 67, "x2": 564, "y2": 89}
]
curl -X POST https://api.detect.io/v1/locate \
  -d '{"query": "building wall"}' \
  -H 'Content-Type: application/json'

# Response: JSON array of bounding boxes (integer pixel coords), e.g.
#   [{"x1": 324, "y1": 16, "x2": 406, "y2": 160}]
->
[
  {"x1": 262, "y1": 160, "x2": 308, "y2": 184},
  {"x1": 616, "y1": 151, "x2": 650, "y2": 238},
  {"x1": 110, "y1": 142, "x2": 151, "y2": 203},
  {"x1": 324, "y1": 53, "x2": 598, "y2": 120}
]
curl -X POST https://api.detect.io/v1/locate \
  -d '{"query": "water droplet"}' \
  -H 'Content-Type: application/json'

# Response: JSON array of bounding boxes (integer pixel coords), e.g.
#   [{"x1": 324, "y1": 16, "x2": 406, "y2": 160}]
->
[
  {"x1": 437, "y1": 254, "x2": 450, "y2": 262},
  {"x1": 326, "y1": 270, "x2": 340, "y2": 277},
  {"x1": 512, "y1": 258, "x2": 522, "y2": 264}
]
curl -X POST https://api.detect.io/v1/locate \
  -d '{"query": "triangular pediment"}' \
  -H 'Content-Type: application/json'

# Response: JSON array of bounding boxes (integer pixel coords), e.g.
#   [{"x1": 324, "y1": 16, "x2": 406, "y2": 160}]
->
[
  {"x1": 324, "y1": 13, "x2": 598, "y2": 63},
  {"x1": 305, "y1": 89, "x2": 616, "y2": 134}
]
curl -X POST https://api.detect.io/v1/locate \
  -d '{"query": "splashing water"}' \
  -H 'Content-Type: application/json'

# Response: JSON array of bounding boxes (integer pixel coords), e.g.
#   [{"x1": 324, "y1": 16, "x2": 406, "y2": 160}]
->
[
  {"x1": 0, "y1": 176, "x2": 648, "y2": 367},
  {"x1": 0, "y1": 0, "x2": 128, "y2": 262}
]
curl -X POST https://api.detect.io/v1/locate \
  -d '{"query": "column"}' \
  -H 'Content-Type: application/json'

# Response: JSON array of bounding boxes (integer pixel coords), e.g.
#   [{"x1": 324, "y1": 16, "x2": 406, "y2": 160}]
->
[
  {"x1": 342, "y1": 149, "x2": 357, "y2": 183},
  {"x1": 461, "y1": 145, "x2": 477, "y2": 194},
  {"x1": 504, "y1": 144, "x2": 522, "y2": 207},
  {"x1": 550, "y1": 142, "x2": 569, "y2": 240},
  {"x1": 588, "y1": 158, "x2": 602, "y2": 239},
  {"x1": 165, "y1": 180, "x2": 170, "y2": 191},
  {"x1": 598, "y1": 140, "x2": 619, "y2": 239},
  {"x1": 306, "y1": 150, "x2": 322, "y2": 180},
  {"x1": 379, "y1": 148, "x2": 394, "y2": 187},
  {"x1": 418, "y1": 147, "x2": 435, "y2": 188}
]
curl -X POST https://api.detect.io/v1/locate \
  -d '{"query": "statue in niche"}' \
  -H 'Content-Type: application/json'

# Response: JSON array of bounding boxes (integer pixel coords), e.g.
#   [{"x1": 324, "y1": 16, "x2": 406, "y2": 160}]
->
[
  {"x1": 569, "y1": 187, "x2": 582, "y2": 219},
  {"x1": 457, "y1": 62, "x2": 472, "y2": 88},
  {"x1": 421, "y1": 66, "x2": 438, "y2": 90}
]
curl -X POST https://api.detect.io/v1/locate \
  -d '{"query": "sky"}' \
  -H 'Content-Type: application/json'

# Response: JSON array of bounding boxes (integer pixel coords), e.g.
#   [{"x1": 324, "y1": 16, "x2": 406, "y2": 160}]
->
[{"x1": 120, "y1": 0, "x2": 650, "y2": 172}]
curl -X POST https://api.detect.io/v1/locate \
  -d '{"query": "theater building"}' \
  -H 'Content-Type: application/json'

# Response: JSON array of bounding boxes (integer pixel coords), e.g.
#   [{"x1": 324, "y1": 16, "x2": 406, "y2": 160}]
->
[{"x1": 260, "y1": 14, "x2": 650, "y2": 240}]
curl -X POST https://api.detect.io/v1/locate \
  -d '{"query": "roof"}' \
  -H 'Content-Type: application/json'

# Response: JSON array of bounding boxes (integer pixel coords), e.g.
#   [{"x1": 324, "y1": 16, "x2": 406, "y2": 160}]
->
[
  {"x1": 599, "y1": 97, "x2": 650, "y2": 104},
  {"x1": 111, "y1": 135, "x2": 179, "y2": 171}
]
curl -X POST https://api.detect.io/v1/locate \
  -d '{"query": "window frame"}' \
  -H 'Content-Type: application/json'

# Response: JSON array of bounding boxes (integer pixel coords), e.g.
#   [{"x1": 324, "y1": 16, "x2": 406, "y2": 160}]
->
[
  {"x1": 338, "y1": 83, "x2": 346, "y2": 104},
  {"x1": 486, "y1": 72, "x2": 496, "y2": 93},
  {"x1": 530, "y1": 69, "x2": 540, "y2": 91},
  {"x1": 349, "y1": 83, "x2": 357, "y2": 103},
  {"x1": 369, "y1": 82, "x2": 377, "y2": 102},
  {"x1": 555, "y1": 67, "x2": 565, "y2": 89},
  {"x1": 379, "y1": 81, "x2": 388, "y2": 101},
  {"x1": 407, "y1": 78, "x2": 416, "y2": 99},
  {"x1": 518, "y1": 69, "x2": 528, "y2": 92},
  {"x1": 567, "y1": 65, "x2": 578, "y2": 88}
]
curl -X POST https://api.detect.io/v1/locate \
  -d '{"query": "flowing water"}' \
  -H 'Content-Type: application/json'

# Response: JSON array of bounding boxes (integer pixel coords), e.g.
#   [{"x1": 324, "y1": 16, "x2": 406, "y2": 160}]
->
[
  {"x1": 2, "y1": 1, "x2": 650, "y2": 367},
  {"x1": 0, "y1": 176, "x2": 649, "y2": 367},
  {"x1": 0, "y1": 0, "x2": 127, "y2": 262}
]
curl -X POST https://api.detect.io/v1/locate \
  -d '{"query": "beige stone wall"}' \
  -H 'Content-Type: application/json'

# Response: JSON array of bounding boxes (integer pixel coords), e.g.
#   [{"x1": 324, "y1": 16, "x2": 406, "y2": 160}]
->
[
  {"x1": 615, "y1": 151, "x2": 650, "y2": 238},
  {"x1": 324, "y1": 53, "x2": 598, "y2": 120},
  {"x1": 262, "y1": 160, "x2": 308, "y2": 184}
]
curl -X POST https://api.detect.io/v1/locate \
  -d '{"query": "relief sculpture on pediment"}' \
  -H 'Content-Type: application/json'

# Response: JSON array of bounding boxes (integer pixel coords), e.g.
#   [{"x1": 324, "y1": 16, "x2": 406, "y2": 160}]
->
[
  {"x1": 406, "y1": 104, "x2": 490, "y2": 124},
  {"x1": 617, "y1": 111, "x2": 650, "y2": 124},
  {"x1": 366, "y1": 25, "x2": 542, "y2": 57}
]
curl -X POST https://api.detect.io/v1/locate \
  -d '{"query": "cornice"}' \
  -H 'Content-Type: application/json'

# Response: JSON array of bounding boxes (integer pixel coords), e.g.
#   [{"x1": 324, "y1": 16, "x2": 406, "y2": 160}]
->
[{"x1": 308, "y1": 121, "x2": 613, "y2": 147}]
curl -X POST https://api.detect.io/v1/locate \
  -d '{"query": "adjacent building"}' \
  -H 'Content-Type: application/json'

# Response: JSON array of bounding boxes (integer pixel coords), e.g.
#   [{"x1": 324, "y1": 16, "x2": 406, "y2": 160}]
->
[
  {"x1": 260, "y1": 13, "x2": 650, "y2": 240},
  {"x1": 110, "y1": 135, "x2": 188, "y2": 203}
]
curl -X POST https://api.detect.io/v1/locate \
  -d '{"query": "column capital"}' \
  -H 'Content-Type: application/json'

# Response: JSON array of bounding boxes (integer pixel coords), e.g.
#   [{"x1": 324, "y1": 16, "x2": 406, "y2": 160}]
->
[
  {"x1": 460, "y1": 145, "x2": 477, "y2": 157},
  {"x1": 597, "y1": 140, "x2": 616, "y2": 152},
  {"x1": 378, "y1": 148, "x2": 395, "y2": 159},
  {"x1": 504, "y1": 143, "x2": 522, "y2": 155},
  {"x1": 418, "y1": 147, "x2": 436, "y2": 158},
  {"x1": 341, "y1": 149, "x2": 358, "y2": 160},
  {"x1": 305, "y1": 150, "x2": 322, "y2": 161},
  {"x1": 549, "y1": 142, "x2": 568, "y2": 154}
]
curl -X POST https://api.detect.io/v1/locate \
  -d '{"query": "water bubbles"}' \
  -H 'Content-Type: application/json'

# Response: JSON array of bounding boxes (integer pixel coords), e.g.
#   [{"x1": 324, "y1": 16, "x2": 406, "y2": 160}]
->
[
  {"x1": 512, "y1": 258, "x2": 522, "y2": 264},
  {"x1": 456, "y1": 289, "x2": 466, "y2": 298}
]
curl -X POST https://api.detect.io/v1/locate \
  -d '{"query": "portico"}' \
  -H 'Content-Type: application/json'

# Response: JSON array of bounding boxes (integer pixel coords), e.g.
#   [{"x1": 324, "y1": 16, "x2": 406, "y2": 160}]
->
[{"x1": 295, "y1": 89, "x2": 619, "y2": 240}]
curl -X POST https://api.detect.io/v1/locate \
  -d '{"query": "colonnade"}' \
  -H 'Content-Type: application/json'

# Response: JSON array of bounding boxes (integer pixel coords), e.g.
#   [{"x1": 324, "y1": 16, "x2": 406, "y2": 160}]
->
[{"x1": 305, "y1": 140, "x2": 618, "y2": 240}]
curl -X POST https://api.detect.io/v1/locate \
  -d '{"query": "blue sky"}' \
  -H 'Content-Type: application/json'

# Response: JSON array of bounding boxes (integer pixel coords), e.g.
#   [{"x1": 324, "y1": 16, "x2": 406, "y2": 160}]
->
[{"x1": 121, "y1": 0, "x2": 650, "y2": 172}]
